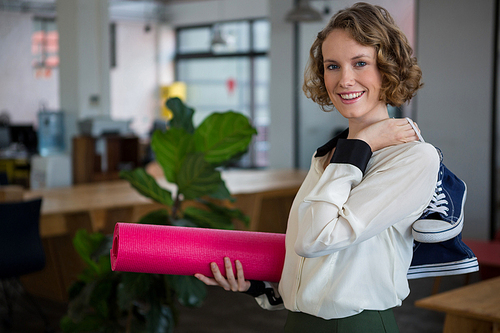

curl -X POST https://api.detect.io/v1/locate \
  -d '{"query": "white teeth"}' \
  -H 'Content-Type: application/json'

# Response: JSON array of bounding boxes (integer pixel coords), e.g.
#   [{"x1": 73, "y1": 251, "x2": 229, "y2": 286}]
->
[{"x1": 340, "y1": 92, "x2": 363, "y2": 100}]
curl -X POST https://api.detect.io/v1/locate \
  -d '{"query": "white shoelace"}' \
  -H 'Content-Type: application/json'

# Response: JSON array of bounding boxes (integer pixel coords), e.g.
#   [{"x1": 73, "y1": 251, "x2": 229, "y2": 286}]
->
[
  {"x1": 425, "y1": 180, "x2": 449, "y2": 216},
  {"x1": 406, "y1": 117, "x2": 450, "y2": 217},
  {"x1": 406, "y1": 117, "x2": 425, "y2": 143}
]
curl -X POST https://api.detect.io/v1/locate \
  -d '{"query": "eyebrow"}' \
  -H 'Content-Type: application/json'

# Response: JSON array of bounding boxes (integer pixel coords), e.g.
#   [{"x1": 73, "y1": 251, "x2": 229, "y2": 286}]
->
[
  {"x1": 352, "y1": 54, "x2": 371, "y2": 60},
  {"x1": 323, "y1": 54, "x2": 371, "y2": 63}
]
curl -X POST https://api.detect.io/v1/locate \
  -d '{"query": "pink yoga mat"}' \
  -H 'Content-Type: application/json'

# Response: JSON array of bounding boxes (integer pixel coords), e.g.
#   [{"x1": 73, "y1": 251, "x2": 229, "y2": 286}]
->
[{"x1": 111, "y1": 223, "x2": 286, "y2": 282}]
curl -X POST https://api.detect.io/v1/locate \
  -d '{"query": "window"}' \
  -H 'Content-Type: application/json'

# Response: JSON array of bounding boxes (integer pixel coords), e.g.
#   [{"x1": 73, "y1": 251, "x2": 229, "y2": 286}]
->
[
  {"x1": 175, "y1": 19, "x2": 270, "y2": 168},
  {"x1": 32, "y1": 17, "x2": 58, "y2": 78}
]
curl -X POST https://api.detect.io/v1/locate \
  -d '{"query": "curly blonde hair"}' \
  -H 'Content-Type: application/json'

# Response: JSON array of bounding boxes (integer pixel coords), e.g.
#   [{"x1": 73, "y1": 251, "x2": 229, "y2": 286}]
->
[{"x1": 303, "y1": 2, "x2": 423, "y2": 111}]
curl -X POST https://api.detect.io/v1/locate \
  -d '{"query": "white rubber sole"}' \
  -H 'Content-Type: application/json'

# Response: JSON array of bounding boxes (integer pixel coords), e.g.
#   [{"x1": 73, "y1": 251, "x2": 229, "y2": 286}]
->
[
  {"x1": 412, "y1": 216, "x2": 464, "y2": 243},
  {"x1": 412, "y1": 182, "x2": 467, "y2": 243},
  {"x1": 407, "y1": 257, "x2": 478, "y2": 279}
]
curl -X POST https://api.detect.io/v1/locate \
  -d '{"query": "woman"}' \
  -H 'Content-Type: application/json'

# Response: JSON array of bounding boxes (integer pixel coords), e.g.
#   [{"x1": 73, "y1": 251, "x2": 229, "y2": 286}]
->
[{"x1": 196, "y1": 3, "x2": 439, "y2": 332}]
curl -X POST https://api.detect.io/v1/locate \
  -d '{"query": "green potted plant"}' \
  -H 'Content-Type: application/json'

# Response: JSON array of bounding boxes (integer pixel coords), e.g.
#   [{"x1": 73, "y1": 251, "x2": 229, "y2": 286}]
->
[{"x1": 60, "y1": 97, "x2": 257, "y2": 332}]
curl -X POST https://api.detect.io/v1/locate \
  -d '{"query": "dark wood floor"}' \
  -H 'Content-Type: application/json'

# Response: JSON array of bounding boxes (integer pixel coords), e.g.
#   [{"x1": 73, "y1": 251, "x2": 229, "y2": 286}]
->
[{"x1": 1, "y1": 272, "x2": 481, "y2": 333}]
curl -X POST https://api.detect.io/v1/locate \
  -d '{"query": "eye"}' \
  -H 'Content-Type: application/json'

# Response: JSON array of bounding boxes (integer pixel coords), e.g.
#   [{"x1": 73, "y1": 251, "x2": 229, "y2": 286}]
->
[
  {"x1": 325, "y1": 64, "x2": 339, "y2": 70},
  {"x1": 355, "y1": 61, "x2": 367, "y2": 67}
]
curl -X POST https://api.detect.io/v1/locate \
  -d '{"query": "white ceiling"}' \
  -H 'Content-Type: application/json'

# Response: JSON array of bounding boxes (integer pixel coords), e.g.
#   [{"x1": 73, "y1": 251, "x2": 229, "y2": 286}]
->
[{"x1": 0, "y1": 0, "x2": 217, "y2": 21}]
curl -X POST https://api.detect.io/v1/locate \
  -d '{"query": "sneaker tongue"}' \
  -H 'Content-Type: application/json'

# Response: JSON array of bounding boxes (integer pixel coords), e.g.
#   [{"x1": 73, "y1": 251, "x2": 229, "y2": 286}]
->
[{"x1": 426, "y1": 213, "x2": 441, "y2": 220}]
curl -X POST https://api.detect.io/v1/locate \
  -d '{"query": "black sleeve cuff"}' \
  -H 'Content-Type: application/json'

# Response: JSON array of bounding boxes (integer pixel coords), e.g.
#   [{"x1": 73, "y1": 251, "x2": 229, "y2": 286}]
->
[
  {"x1": 243, "y1": 280, "x2": 266, "y2": 297},
  {"x1": 330, "y1": 139, "x2": 372, "y2": 174}
]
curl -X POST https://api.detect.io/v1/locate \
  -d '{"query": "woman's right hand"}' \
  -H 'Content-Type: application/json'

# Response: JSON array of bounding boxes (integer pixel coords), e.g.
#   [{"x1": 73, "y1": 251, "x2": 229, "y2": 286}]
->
[{"x1": 195, "y1": 257, "x2": 251, "y2": 292}]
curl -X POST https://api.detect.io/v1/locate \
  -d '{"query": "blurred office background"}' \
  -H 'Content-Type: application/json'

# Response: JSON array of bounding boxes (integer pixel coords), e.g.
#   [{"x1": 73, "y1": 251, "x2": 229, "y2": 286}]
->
[
  {"x1": 1, "y1": 1, "x2": 499, "y2": 332},
  {"x1": 0, "y1": 0, "x2": 497, "y2": 243}
]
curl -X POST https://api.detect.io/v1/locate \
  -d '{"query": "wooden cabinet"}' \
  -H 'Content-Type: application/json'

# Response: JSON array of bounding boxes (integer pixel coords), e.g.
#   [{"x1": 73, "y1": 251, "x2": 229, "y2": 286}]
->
[
  {"x1": 72, "y1": 135, "x2": 139, "y2": 184},
  {"x1": 0, "y1": 158, "x2": 31, "y2": 188}
]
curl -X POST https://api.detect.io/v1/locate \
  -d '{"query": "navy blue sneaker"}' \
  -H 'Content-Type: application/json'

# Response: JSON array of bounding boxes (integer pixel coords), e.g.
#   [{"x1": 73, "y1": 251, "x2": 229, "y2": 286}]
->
[
  {"x1": 408, "y1": 233, "x2": 479, "y2": 279},
  {"x1": 412, "y1": 161, "x2": 467, "y2": 243},
  {"x1": 404, "y1": 118, "x2": 477, "y2": 278},
  {"x1": 405, "y1": 118, "x2": 467, "y2": 243}
]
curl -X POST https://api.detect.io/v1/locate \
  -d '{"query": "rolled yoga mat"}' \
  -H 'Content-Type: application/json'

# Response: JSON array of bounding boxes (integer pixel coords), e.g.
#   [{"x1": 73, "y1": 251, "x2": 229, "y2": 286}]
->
[{"x1": 111, "y1": 223, "x2": 286, "y2": 282}]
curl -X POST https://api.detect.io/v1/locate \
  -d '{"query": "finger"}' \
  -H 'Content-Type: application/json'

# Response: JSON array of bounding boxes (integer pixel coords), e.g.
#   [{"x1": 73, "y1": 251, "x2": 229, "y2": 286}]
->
[
  {"x1": 224, "y1": 257, "x2": 239, "y2": 291},
  {"x1": 396, "y1": 126, "x2": 414, "y2": 143},
  {"x1": 211, "y1": 262, "x2": 231, "y2": 290},
  {"x1": 235, "y1": 260, "x2": 251, "y2": 292},
  {"x1": 403, "y1": 127, "x2": 419, "y2": 143},
  {"x1": 194, "y1": 273, "x2": 221, "y2": 286},
  {"x1": 413, "y1": 121, "x2": 421, "y2": 133},
  {"x1": 393, "y1": 118, "x2": 411, "y2": 127},
  {"x1": 405, "y1": 117, "x2": 421, "y2": 135},
  {"x1": 403, "y1": 126, "x2": 417, "y2": 135}
]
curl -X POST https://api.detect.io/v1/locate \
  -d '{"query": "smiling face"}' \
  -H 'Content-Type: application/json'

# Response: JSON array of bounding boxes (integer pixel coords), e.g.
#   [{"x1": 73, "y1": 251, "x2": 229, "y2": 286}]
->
[{"x1": 322, "y1": 29, "x2": 387, "y2": 123}]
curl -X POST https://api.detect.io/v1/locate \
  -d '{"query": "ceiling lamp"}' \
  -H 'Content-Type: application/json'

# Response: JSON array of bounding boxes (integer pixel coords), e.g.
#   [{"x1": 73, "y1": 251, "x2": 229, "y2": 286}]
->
[
  {"x1": 211, "y1": 25, "x2": 227, "y2": 47},
  {"x1": 285, "y1": 0, "x2": 323, "y2": 23}
]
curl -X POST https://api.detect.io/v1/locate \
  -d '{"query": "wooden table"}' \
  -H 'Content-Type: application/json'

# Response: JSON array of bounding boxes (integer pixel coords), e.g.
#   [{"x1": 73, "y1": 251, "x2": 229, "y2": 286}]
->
[
  {"x1": 21, "y1": 168, "x2": 306, "y2": 301},
  {"x1": 415, "y1": 276, "x2": 500, "y2": 333},
  {"x1": 25, "y1": 168, "x2": 306, "y2": 237}
]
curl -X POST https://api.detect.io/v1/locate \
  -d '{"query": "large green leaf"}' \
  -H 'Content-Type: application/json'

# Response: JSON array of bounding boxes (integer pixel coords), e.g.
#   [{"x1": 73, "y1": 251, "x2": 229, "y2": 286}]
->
[
  {"x1": 138, "y1": 209, "x2": 170, "y2": 226},
  {"x1": 194, "y1": 111, "x2": 257, "y2": 165},
  {"x1": 72, "y1": 230, "x2": 107, "y2": 277},
  {"x1": 151, "y1": 128, "x2": 195, "y2": 183},
  {"x1": 117, "y1": 272, "x2": 154, "y2": 310},
  {"x1": 166, "y1": 97, "x2": 195, "y2": 134},
  {"x1": 76, "y1": 256, "x2": 111, "y2": 284},
  {"x1": 176, "y1": 153, "x2": 222, "y2": 200},
  {"x1": 120, "y1": 169, "x2": 174, "y2": 207},
  {"x1": 89, "y1": 279, "x2": 114, "y2": 318},
  {"x1": 207, "y1": 180, "x2": 232, "y2": 201},
  {"x1": 183, "y1": 206, "x2": 234, "y2": 230},
  {"x1": 168, "y1": 275, "x2": 207, "y2": 307},
  {"x1": 124, "y1": 274, "x2": 175, "y2": 333},
  {"x1": 199, "y1": 199, "x2": 250, "y2": 227},
  {"x1": 146, "y1": 303, "x2": 174, "y2": 333}
]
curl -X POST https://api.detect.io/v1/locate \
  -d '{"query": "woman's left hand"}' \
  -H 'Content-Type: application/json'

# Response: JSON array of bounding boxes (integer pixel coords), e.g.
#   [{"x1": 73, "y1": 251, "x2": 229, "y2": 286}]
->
[{"x1": 352, "y1": 118, "x2": 419, "y2": 152}]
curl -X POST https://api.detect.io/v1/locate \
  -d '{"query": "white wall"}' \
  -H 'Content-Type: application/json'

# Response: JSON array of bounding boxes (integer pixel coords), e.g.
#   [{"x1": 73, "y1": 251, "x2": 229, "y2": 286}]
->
[
  {"x1": 416, "y1": 0, "x2": 494, "y2": 240},
  {"x1": 0, "y1": 0, "x2": 266, "y2": 138},
  {"x1": 0, "y1": 11, "x2": 59, "y2": 124},
  {"x1": 57, "y1": 0, "x2": 111, "y2": 153},
  {"x1": 267, "y1": 0, "x2": 295, "y2": 169},
  {"x1": 110, "y1": 21, "x2": 159, "y2": 137},
  {"x1": 57, "y1": 0, "x2": 111, "y2": 120},
  {"x1": 0, "y1": 7, "x2": 171, "y2": 138}
]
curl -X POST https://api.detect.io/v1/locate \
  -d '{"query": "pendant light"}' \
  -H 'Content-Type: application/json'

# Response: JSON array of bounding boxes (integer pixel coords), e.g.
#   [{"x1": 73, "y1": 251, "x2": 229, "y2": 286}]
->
[
  {"x1": 211, "y1": 1, "x2": 227, "y2": 48},
  {"x1": 211, "y1": 24, "x2": 227, "y2": 47},
  {"x1": 285, "y1": 0, "x2": 322, "y2": 23}
]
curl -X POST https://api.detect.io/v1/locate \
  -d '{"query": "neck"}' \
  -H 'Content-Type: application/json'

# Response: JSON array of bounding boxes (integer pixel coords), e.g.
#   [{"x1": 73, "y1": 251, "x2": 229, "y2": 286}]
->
[{"x1": 347, "y1": 104, "x2": 389, "y2": 138}]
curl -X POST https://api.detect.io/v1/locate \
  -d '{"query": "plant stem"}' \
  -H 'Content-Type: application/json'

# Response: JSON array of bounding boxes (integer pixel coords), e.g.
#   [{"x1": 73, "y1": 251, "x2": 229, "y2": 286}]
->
[{"x1": 171, "y1": 194, "x2": 182, "y2": 220}]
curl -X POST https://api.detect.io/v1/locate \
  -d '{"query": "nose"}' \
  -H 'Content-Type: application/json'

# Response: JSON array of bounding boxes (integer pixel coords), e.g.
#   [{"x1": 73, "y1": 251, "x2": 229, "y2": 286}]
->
[{"x1": 339, "y1": 68, "x2": 355, "y2": 88}]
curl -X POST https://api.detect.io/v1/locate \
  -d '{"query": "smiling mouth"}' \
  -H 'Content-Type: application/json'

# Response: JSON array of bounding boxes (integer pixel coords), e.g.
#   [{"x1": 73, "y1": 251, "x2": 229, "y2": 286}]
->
[{"x1": 339, "y1": 92, "x2": 364, "y2": 100}]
